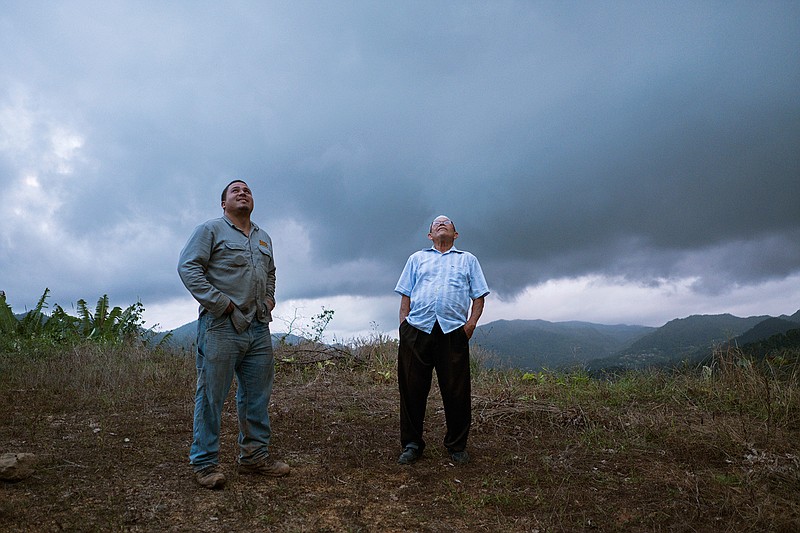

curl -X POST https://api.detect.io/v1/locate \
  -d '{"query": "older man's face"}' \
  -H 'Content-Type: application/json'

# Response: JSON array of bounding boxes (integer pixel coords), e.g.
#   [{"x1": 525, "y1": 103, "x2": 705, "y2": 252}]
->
[{"x1": 428, "y1": 216, "x2": 457, "y2": 240}]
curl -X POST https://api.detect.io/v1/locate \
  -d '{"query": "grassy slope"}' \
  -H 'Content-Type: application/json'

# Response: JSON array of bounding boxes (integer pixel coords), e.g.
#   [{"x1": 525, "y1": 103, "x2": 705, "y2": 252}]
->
[{"x1": 1, "y1": 340, "x2": 798, "y2": 532}]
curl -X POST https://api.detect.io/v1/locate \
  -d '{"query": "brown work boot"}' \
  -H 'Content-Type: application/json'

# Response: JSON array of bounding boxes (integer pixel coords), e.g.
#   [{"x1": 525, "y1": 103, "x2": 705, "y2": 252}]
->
[
  {"x1": 195, "y1": 464, "x2": 226, "y2": 489},
  {"x1": 238, "y1": 459, "x2": 290, "y2": 477}
]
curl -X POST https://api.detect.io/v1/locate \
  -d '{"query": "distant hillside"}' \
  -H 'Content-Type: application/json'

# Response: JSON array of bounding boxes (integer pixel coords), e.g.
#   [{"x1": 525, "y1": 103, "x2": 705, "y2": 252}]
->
[
  {"x1": 586, "y1": 313, "x2": 776, "y2": 373},
  {"x1": 628, "y1": 313, "x2": 767, "y2": 353},
  {"x1": 154, "y1": 321, "x2": 196, "y2": 349},
  {"x1": 154, "y1": 320, "x2": 305, "y2": 352},
  {"x1": 739, "y1": 327, "x2": 800, "y2": 358},
  {"x1": 734, "y1": 317, "x2": 800, "y2": 346},
  {"x1": 474, "y1": 319, "x2": 654, "y2": 371},
  {"x1": 465, "y1": 312, "x2": 800, "y2": 373}
]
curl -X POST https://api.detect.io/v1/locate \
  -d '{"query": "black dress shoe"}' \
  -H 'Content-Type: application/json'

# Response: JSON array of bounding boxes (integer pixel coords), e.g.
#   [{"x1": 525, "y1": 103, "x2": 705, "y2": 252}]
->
[
  {"x1": 449, "y1": 450, "x2": 470, "y2": 465},
  {"x1": 398, "y1": 446, "x2": 421, "y2": 465}
]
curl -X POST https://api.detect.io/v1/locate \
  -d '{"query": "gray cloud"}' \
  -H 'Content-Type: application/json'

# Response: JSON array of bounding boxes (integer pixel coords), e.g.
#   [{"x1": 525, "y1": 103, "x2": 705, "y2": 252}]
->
[{"x1": 1, "y1": 2, "x2": 798, "y2": 322}]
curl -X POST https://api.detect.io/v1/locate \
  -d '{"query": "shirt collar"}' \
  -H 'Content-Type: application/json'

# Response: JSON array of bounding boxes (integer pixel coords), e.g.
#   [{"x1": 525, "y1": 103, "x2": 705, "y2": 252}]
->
[
  {"x1": 222, "y1": 215, "x2": 259, "y2": 233},
  {"x1": 425, "y1": 245, "x2": 462, "y2": 255}
]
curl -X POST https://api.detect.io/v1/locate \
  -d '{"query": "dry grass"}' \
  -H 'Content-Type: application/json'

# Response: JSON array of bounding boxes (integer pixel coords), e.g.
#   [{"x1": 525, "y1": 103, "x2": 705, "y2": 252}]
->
[{"x1": 1, "y1": 340, "x2": 798, "y2": 532}]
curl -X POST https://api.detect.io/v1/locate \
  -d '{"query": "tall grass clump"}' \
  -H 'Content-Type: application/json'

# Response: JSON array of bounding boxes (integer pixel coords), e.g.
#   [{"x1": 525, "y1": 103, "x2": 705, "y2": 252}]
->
[
  {"x1": 1, "y1": 340, "x2": 194, "y2": 413},
  {"x1": 696, "y1": 343, "x2": 800, "y2": 447},
  {"x1": 274, "y1": 327, "x2": 399, "y2": 388},
  {"x1": 0, "y1": 290, "x2": 188, "y2": 414},
  {"x1": 468, "y1": 343, "x2": 799, "y2": 469}
]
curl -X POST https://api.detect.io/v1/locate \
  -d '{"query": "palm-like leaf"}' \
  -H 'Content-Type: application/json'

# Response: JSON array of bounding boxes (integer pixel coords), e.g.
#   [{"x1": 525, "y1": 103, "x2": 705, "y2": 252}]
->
[
  {"x1": 76, "y1": 299, "x2": 95, "y2": 338},
  {"x1": 94, "y1": 295, "x2": 110, "y2": 331},
  {"x1": 19, "y1": 288, "x2": 50, "y2": 336},
  {"x1": 0, "y1": 291, "x2": 18, "y2": 335}
]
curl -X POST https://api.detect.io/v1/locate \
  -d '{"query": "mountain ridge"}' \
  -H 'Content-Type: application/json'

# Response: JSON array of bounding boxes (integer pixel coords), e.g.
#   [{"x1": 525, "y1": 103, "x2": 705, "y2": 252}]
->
[
  {"x1": 473, "y1": 318, "x2": 654, "y2": 370},
  {"x1": 160, "y1": 310, "x2": 800, "y2": 372},
  {"x1": 475, "y1": 311, "x2": 800, "y2": 372}
]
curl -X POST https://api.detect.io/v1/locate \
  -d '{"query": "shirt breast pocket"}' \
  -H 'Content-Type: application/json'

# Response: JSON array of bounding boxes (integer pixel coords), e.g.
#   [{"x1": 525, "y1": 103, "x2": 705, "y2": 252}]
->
[
  {"x1": 257, "y1": 245, "x2": 273, "y2": 271},
  {"x1": 448, "y1": 265, "x2": 467, "y2": 287},
  {"x1": 222, "y1": 242, "x2": 248, "y2": 267}
]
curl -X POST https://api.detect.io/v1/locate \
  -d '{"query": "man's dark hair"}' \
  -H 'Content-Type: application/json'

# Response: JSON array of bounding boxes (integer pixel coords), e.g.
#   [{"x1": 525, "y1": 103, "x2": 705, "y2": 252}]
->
[{"x1": 221, "y1": 179, "x2": 248, "y2": 203}]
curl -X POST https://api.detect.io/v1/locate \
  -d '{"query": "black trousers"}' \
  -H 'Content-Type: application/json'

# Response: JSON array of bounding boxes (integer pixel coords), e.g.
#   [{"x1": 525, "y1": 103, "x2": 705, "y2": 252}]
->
[{"x1": 398, "y1": 320, "x2": 471, "y2": 453}]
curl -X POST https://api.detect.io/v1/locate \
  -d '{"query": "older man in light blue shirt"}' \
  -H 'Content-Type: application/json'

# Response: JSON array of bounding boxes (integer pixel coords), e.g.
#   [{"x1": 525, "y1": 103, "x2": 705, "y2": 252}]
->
[{"x1": 394, "y1": 215, "x2": 489, "y2": 465}]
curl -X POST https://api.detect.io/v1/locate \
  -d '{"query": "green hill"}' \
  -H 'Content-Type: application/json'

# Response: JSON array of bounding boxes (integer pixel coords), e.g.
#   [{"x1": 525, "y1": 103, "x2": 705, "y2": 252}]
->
[
  {"x1": 474, "y1": 319, "x2": 653, "y2": 371},
  {"x1": 735, "y1": 317, "x2": 800, "y2": 346},
  {"x1": 476, "y1": 312, "x2": 800, "y2": 373},
  {"x1": 587, "y1": 313, "x2": 772, "y2": 372},
  {"x1": 154, "y1": 320, "x2": 305, "y2": 352}
]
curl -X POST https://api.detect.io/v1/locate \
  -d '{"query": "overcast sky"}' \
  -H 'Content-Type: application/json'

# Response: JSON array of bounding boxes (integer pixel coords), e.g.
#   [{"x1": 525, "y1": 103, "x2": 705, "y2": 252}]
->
[{"x1": 1, "y1": 1, "x2": 798, "y2": 340}]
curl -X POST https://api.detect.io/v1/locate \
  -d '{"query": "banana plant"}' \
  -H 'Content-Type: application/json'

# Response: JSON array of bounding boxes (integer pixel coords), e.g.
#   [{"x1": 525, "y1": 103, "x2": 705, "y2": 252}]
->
[
  {"x1": 1, "y1": 290, "x2": 162, "y2": 348},
  {"x1": 76, "y1": 295, "x2": 144, "y2": 344},
  {"x1": 17, "y1": 288, "x2": 50, "y2": 338},
  {"x1": 0, "y1": 291, "x2": 17, "y2": 336}
]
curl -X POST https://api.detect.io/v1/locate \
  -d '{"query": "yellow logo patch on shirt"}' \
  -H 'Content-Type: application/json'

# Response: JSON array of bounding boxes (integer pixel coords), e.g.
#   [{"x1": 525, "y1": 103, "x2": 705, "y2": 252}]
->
[{"x1": 259, "y1": 240, "x2": 269, "y2": 248}]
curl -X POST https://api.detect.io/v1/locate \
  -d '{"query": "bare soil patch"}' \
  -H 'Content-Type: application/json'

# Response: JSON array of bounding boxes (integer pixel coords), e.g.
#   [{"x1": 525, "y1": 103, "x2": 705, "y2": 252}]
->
[{"x1": 1, "y1": 347, "x2": 799, "y2": 532}]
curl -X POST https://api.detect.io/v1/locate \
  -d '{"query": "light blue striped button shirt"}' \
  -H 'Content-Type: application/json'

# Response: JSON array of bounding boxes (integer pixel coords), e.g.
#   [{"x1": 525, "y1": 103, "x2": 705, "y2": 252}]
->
[{"x1": 395, "y1": 246, "x2": 489, "y2": 334}]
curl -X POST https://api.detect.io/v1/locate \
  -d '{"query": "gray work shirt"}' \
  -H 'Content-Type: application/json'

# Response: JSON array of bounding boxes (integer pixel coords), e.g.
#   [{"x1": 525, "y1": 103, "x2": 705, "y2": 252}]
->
[{"x1": 178, "y1": 216, "x2": 275, "y2": 333}]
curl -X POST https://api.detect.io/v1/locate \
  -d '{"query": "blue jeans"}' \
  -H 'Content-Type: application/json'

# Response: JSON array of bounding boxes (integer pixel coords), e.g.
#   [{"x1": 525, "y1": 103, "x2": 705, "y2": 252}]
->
[{"x1": 190, "y1": 312, "x2": 275, "y2": 470}]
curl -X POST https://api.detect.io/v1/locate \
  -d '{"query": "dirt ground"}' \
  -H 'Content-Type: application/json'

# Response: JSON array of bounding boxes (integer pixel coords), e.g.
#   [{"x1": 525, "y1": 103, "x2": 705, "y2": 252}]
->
[{"x1": 2, "y1": 354, "x2": 799, "y2": 532}]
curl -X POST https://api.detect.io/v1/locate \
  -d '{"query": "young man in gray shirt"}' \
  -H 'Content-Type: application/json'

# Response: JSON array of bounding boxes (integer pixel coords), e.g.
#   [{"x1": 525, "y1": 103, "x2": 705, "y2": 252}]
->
[{"x1": 178, "y1": 179, "x2": 289, "y2": 489}]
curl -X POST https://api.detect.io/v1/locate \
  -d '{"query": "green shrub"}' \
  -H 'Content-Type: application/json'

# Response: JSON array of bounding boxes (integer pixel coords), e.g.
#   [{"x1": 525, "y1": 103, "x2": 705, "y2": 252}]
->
[{"x1": 0, "y1": 289, "x2": 168, "y2": 352}]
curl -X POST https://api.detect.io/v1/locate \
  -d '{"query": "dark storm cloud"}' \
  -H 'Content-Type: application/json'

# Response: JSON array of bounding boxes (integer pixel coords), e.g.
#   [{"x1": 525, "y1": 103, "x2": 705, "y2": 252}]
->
[{"x1": 1, "y1": 1, "x2": 798, "y2": 314}]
